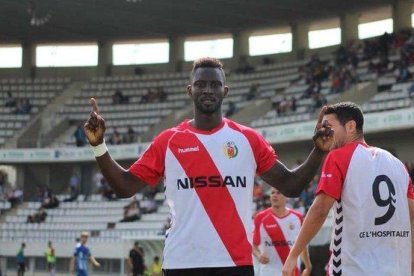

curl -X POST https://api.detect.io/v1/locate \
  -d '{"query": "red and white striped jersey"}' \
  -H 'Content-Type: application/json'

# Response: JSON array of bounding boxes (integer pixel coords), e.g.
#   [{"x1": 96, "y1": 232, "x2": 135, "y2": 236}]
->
[
  {"x1": 253, "y1": 208, "x2": 303, "y2": 276},
  {"x1": 129, "y1": 118, "x2": 277, "y2": 269},
  {"x1": 316, "y1": 142, "x2": 414, "y2": 276}
]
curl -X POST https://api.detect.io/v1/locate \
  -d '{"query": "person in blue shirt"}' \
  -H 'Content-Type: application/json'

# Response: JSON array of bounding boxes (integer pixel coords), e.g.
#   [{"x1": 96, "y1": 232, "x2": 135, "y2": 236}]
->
[
  {"x1": 70, "y1": 232, "x2": 100, "y2": 276},
  {"x1": 17, "y1": 243, "x2": 25, "y2": 276}
]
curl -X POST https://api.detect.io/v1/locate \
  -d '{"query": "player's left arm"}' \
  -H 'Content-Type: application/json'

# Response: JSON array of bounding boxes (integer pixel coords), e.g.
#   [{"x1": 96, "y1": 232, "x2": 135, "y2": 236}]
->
[
  {"x1": 282, "y1": 193, "x2": 335, "y2": 276},
  {"x1": 299, "y1": 245, "x2": 312, "y2": 276},
  {"x1": 261, "y1": 107, "x2": 333, "y2": 197},
  {"x1": 89, "y1": 255, "x2": 100, "y2": 267}
]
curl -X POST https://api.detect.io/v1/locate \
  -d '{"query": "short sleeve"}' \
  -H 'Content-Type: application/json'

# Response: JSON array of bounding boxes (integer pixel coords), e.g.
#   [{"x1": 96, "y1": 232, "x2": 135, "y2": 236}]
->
[
  {"x1": 243, "y1": 130, "x2": 277, "y2": 175},
  {"x1": 408, "y1": 177, "x2": 414, "y2": 200},
  {"x1": 128, "y1": 130, "x2": 173, "y2": 186},
  {"x1": 252, "y1": 213, "x2": 263, "y2": 246},
  {"x1": 316, "y1": 152, "x2": 347, "y2": 200}
]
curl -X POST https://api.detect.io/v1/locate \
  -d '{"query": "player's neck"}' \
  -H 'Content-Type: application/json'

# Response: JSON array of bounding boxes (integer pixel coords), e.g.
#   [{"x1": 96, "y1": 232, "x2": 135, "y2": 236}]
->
[
  {"x1": 271, "y1": 206, "x2": 289, "y2": 217},
  {"x1": 191, "y1": 111, "x2": 223, "y2": 131}
]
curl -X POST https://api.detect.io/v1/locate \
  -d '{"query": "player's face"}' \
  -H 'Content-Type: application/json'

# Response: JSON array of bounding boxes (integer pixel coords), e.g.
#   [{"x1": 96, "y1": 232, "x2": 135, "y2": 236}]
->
[
  {"x1": 187, "y1": 68, "x2": 228, "y2": 114},
  {"x1": 80, "y1": 235, "x2": 88, "y2": 244},
  {"x1": 270, "y1": 188, "x2": 287, "y2": 208},
  {"x1": 322, "y1": 114, "x2": 347, "y2": 149}
]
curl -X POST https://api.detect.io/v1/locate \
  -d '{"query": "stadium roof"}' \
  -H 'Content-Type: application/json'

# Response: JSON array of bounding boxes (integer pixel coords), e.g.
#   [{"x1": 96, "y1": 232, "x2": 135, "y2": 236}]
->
[{"x1": 1, "y1": 0, "x2": 393, "y2": 43}]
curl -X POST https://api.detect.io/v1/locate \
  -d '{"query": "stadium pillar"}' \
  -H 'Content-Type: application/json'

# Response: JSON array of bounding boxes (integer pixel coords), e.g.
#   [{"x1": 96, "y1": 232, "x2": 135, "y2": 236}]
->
[
  {"x1": 22, "y1": 42, "x2": 36, "y2": 79},
  {"x1": 233, "y1": 31, "x2": 251, "y2": 69},
  {"x1": 340, "y1": 12, "x2": 359, "y2": 45},
  {"x1": 98, "y1": 41, "x2": 113, "y2": 77},
  {"x1": 291, "y1": 22, "x2": 309, "y2": 59},
  {"x1": 169, "y1": 37, "x2": 185, "y2": 72},
  {"x1": 392, "y1": 0, "x2": 412, "y2": 32}
]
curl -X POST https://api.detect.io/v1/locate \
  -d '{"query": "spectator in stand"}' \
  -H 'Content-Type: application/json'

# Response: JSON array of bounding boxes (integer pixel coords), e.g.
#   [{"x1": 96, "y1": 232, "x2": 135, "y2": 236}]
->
[
  {"x1": 5, "y1": 91, "x2": 16, "y2": 107},
  {"x1": 64, "y1": 173, "x2": 80, "y2": 202},
  {"x1": 142, "y1": 196, "x2": 157, "y2": 214},
  {"x1": 396, "y1": 62, "x2": 412, "y2": 83},
  {"x1": 8, "y1": 188, "x2": 23, "y2": 207},
  {"x1": 276, "y1": 96, "x2": 290, "y2": 115},
  {"x1": 299, "y1": 175, "x2": 319, "y2": 213},
  {"x1": 109, "y1": 127, "x2": 122, "y2": 145},
  {"x1": 311, "y1": 93, "x2": 327, "y2": 112},
  {"x1": 120, "y1": 196, "x2": 142, "y2": 222},
  {"x1": 123, "y1": 126, "x2": 137, "y2": 144},
  {"x1": 27, "y1": 207, "x2": 47, "y2": 223},
  {"x1": 41, "y1": 188, "x2": 59, "y2": 209},
  {"x1": 290, "y1": 96, "x2": 297, "y2": 112},
  {"x1": 112, "y1": 90, "x2": 129, "y2": 104},
  {"x1": 74, "y1": 125, "x2": 87, "y2": 147}
]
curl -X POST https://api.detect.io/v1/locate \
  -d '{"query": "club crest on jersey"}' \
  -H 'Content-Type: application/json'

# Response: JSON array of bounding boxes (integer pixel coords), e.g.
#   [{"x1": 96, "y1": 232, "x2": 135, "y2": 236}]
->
[
  {"x1": 223, "y1": 141, "x2": 238, "y2": 159},
  {"x1": 288, "y1": 222, "x2": 295, "y2": 230}
]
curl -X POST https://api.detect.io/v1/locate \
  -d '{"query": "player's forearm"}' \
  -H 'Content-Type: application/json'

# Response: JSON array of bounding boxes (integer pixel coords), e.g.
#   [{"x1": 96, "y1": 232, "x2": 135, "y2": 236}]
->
[
  {"x1": 300, "y1": 246, "x2": 312, "y2": 270},
  {"x1": 96, "y1": 152, "x2": 145, "y2": 198},
  {"x1": 286, "y1": 147, "x2": 325, "y2": 197},
  {"x1": 289, "y1": 202, "x2": 329, "y2": 259}
]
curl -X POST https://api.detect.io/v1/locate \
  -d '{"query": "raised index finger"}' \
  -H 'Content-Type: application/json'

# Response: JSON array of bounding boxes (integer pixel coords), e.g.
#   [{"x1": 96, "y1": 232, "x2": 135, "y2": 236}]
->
[
  {"x1": 90, "y1": 98, "x2": 100, "y2": 115},
  {"x1": 316, "y1": 105, "x2": 327, "y2": 125}
]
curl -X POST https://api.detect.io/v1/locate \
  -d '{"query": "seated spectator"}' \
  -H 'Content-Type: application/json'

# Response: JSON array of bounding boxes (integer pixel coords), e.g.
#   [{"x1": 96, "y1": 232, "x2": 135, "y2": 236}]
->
[
  {"x1": 5, "y1": 91, "x2": 16, "y2": 107},
  {"x1": 7, "y1": 188, "x2": 23, "y2": 207},
  {"x1": 112, "y1": 90, "x2": 129, "y2": 104},
  {"x1": 120, "y1": 196, "x2": 142, "y2": 222},
  {"x1": 27, "y1": 208, "x2": 47, "y2": 223},
  {"x1": 64, "y1": 173, "x2": 80, "y2": 202},
  {"x1": 41, "y1": 194, "x2": 59, "y2": 209},
  {"x1": 73, "y1": 125, "x2": 86, "y2": 147},
  {"x1": 276, "y1": 96, "x2": 290, "y2": 115},
  {"x1": 150, "y1": 256, "x2": 162, "y2": 276},
  {"x1": 225, "y1": 101, "x2": 236, "y2": 117},
  {"x1": 290, "y1": 96, "x2": 297, "y2": 112},
  {"x1": 15, "y1": 98, "x2": 32, "y2": 114},
  {"x1": 396, "y1": 63, "x2": 412, "y2": 83},
  {"x1": 123, "y1": 126, "x2": 137, "y2": 144},
  {"x1": 109, "y1": 127, "x2": 122, "y2": 145},
  {"x1": 142, "y1": 197, "x2": 157, "y2": 214}
]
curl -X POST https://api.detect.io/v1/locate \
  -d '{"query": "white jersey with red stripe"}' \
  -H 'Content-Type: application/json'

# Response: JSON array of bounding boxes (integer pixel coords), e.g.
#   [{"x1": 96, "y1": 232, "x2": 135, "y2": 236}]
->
[
  {"x1": 316, "y1": 142, "x2": 414, "y2": 276},
  {"x1": 129, "y1": 118, "x2": 277, "y2": 269},
  {"x1": 253, "y1": 208, "x2": 303, "y2": 276}
]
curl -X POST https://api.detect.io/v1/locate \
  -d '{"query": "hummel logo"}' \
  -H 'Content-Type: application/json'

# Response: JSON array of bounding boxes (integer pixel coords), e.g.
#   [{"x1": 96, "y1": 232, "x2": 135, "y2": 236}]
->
[
  {"x1": 265, "y1": 224, "x2": 278, "y2": 228},
  {"x1": 321, "y1": 172, "x2": 333, "y2": 178},
  {"x1": 178, "y1": 146, "x2": 199, "y2": 153}
]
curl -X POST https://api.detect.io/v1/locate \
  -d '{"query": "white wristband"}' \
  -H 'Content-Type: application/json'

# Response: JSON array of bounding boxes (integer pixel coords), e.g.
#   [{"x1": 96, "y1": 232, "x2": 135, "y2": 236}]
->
[{"x1": 91, "y1": 140, "x2": 108, "y2": 157}]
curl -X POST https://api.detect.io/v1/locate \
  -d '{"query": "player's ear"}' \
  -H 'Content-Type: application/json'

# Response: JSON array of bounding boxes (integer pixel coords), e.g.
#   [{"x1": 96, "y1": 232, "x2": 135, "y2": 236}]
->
[
  {"x1": 224, "y1": 86, "x2": 229, "y2": 98},
  {"x1": 346, "y1": 120, "x2": 357, "y2": 133},
  {"x1": 187, "y1": 85, "x2": 192, "y2": 97}
]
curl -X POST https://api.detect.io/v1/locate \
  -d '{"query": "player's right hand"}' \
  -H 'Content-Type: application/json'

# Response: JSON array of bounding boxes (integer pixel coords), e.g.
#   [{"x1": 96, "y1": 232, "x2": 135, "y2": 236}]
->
[
  {"x1": 84, "y1": 98, "x2": 106, "y2": 146},
  {"x1": 258, "y1": 254, "x2": 270, "y2": 264}
]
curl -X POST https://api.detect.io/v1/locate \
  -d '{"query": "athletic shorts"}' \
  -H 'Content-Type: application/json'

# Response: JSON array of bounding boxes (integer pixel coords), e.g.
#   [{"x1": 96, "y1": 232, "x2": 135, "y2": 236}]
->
[
  {"x1": 163, "y1": 265, "x2": 254, "y2": 276},
  {"x1": 76, "y1": 269, "x2": 88, "y2": 276}
]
